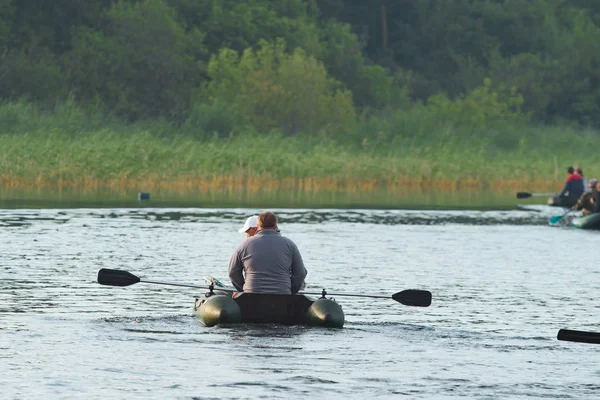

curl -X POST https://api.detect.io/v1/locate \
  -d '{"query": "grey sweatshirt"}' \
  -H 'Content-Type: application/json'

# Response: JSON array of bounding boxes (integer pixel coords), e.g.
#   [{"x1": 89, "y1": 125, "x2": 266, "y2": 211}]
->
[{"x1": 228, "y1": 229, "x2": 307, "y2": 294}]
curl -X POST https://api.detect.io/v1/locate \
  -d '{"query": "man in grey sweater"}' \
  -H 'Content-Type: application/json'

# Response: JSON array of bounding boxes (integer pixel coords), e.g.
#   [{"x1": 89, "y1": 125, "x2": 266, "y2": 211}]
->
[{"x1": 228, "y1": 211, "x2": 307, "y2": 294}]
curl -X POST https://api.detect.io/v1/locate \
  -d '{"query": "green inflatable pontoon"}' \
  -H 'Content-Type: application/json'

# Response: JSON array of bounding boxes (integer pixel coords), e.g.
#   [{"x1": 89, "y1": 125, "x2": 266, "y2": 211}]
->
[{"x1": 193, "y1": 292, "x2": 345, "y2": 328}]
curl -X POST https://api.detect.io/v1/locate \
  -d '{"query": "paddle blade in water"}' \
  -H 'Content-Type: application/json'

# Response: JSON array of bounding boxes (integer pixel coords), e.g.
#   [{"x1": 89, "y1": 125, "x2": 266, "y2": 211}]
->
[
  {"x1": 392, "y1": 289, "x2": 432, "y2": 307},
  {"x1": 548, "y1": 215, "x2": 562, "y2": 224},
  {"x1": 97, "y1": 268, "x2": 141, "y2": 287},
  {"x1": 557, "y1": 329, "x2": 600, "y2": 344},
  {"x1": 548, "y1": 211, "x2": 571, "y2": 225}
]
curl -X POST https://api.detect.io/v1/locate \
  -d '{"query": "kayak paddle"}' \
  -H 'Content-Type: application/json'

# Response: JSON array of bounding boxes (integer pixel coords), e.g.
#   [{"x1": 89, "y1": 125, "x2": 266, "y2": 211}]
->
[
  {"x1": 204, "y1": 276, "x2": 431, "y2": 306},
  {"x1": 299, "y1": 289, "x2": 431, "y2": 307},
  {"x1": 548, "y1": 210, "x2": 572, "y2": 225},
  {"x1": 557, "y1": 329, "x2": 600, "y2": 344},
  {"x1": 97, "y1": 268, "x2": 236, "y2": 292},
  {"x1": 97, "y1": 269, "x2": 432, "y2": 307},
  {"x1": 516, "y1": 192, "x2": 554, "y2": 199}
]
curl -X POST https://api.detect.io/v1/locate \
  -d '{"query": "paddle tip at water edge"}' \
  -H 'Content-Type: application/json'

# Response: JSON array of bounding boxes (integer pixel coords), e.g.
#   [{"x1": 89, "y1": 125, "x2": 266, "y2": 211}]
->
[
  {"x1": 516, "y1": 192, "x2": 554, "y2": 199},
  {"x1": 557, "y1": 329, "x2": 600, "y2": 344}
]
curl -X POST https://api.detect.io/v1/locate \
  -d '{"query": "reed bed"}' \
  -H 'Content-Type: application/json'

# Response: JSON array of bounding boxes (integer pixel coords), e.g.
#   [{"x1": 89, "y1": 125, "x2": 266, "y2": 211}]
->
[
  {"x1": 1, "y1": 101, "x2": 600, "y2": 195},
  {"x1": 0, "y1": 131, "x2": 593, "y2": 193}
]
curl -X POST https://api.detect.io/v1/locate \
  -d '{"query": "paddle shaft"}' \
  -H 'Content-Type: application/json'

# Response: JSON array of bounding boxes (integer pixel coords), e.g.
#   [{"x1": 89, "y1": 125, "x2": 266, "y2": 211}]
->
[
  {"x1": 97, "y1": 268, "x2": 236, "y2": 292},
  {"x1": 205, "y1": 277, "x2": 429, "y2": 302},
  {"x1": 199, "y1": 283, "x2": 431, "y2": 306},
  {"x1": 134, "y1": 280, "x2": 429, "y2": 305},
  {"x1": 141, "y1": 279, "x2": 236, "y2": 292},
  {"x1": 301, "y1": 290, "x2": 394, "y2": 299},
  {"x1": 205, "y1": 280, "x2": 408, "y2": 300},
  {"x1": 97, "y1": 268, "x2": 431, "y2": 306}
]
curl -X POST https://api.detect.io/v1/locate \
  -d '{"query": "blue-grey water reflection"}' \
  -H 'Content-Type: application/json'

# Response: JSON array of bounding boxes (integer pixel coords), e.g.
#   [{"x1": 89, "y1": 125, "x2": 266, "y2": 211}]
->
[{"x1": 3, "y1": 208, "x2": 599, "y2": 399}]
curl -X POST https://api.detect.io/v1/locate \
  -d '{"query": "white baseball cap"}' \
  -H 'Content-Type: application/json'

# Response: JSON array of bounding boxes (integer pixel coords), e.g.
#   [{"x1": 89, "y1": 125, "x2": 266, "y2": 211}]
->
[{"x1": 238, "y1": 215, "x2": 258, "y2": 233}]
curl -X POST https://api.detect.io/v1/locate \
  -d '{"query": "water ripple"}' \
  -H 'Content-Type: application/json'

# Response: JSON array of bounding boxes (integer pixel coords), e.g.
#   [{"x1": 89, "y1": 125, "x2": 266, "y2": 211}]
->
[{"x1": 2, "y1": 208, "x2": 600, "y2": 399}]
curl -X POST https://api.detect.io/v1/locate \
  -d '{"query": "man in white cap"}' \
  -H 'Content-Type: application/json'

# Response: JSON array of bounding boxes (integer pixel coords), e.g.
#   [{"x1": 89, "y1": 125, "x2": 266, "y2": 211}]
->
[
  {"x1": 204, "y1": 215, "x2": 258, "y2": 287},
  {"x1": 238, "y1": 215, "x2": 259, "y2": 238}
]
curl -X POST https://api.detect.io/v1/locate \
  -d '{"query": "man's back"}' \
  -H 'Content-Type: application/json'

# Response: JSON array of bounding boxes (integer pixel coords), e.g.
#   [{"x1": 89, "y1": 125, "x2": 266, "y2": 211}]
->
[
  {"x1": 228, "y1": 229, "x2": 307, "y2": 294},
  {"x1": 568, "y1": 174, "x2": 585, "y2": 199}
]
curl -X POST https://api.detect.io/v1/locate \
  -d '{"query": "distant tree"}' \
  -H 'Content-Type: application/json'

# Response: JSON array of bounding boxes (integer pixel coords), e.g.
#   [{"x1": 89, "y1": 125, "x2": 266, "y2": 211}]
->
[
  {"x1": 204, "y1": 39, "x2": 355, "y2": 135},
  {"x1": 169, "y1": 0, "x2": 322, "y2": 57},
  {"x1": 8, "y1": 0, "x2": 115, "y2": 54},
  {"x1": 318, "y1": 21, "x2": 410, "y2": 111},
  {"x1": 0, "y1": 0, "x2": 13, "y2": 50},
  {"x1": 0, "y1": 47, "x2": 67, "y2": 105},
  {"x1": 65, "y1": 0, "x2": 206, "y2": 120}
]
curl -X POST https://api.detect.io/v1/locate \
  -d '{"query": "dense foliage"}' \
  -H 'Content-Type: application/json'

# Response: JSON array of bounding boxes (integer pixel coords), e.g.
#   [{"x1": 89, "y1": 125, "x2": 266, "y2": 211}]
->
[{"x1": 2, "y1": 0, "x2": 600, "y2": 137}]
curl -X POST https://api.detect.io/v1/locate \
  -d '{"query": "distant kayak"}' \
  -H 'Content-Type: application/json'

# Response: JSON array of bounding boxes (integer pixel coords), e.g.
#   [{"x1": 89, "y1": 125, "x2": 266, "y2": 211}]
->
[
  {"x1": 547, "y1": 194, "x2": 578, "y2": 208},
  {"x1": 515, "y1": 192, "x2": 572, "y2": 208},
  {"x1": 517, "y1": 204, "x2": 581, "y2": 221},
  {"x1": 547, "y1": 212, "x2": 600, "y2": 230},
  {"x1": 570, "y1": 213, "x2": 600, "y2": 230}
]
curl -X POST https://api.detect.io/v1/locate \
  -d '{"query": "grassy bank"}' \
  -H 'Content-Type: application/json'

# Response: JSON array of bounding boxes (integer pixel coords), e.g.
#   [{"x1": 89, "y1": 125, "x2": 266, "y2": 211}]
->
[{"x1": 1, "y1": 101, "x2": 600, "y2": 194}]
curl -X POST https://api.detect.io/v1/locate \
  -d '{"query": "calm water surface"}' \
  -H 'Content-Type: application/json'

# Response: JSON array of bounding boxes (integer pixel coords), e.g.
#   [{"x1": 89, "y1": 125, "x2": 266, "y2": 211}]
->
[
  {"x1": 0, "y1": 186, "x2": 529, "y2": 209},
  {"x1": 2, "y1": 208, "x2": 600, "y2": 399}
]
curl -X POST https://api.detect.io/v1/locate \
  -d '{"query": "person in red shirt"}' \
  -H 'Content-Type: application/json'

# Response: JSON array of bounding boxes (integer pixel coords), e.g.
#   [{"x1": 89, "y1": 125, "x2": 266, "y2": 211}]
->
[{"x1": 550, "y1": 166, "x2": 585, "y2": 208}]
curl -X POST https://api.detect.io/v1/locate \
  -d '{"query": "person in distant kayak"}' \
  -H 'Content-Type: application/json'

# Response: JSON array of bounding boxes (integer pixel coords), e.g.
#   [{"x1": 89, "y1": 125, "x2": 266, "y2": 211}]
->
[
  {"x1": 549, "y1": 166, "x2": 585, "y2": 208},
  {"x1": 573, "y1": 178, "x2": 598, "y2": 216},
  {"x1": 228, "y1": 211, "x2": 307, "y2": 295}
]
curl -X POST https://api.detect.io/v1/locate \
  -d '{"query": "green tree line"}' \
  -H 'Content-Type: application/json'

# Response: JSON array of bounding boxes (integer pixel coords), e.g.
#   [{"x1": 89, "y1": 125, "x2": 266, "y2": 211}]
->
[{"x1": 1, "y1": 0, "x2": 600, "y2": 138}]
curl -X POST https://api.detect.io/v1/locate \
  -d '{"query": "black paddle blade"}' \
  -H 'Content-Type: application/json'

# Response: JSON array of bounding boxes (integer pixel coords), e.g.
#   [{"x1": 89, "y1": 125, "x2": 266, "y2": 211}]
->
[
  {"x1": 392, "y1": 290, "x2": 432, "y2": 307},
  {"x1": 557, "y1": 329, "x2": 600, "y2": 344},
  {"x1": 516, "y1": 192, "x2": 532, "y2": 199},
  {"x1": 97, "y1": 268, "x2": 141, "y2": 287}
]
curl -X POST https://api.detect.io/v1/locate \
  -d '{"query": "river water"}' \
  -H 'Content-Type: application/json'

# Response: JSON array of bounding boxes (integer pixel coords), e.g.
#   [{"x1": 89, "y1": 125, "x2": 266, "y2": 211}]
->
[{"x1": 2, "y1": 207, "x2": 599, "y2": 399}]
